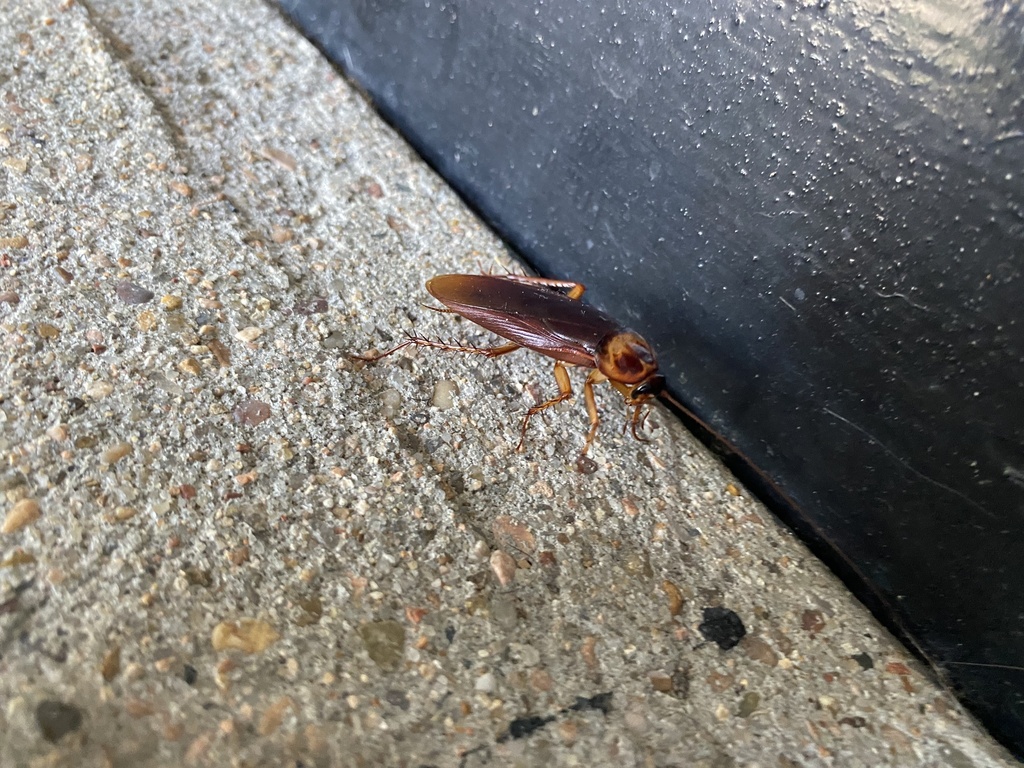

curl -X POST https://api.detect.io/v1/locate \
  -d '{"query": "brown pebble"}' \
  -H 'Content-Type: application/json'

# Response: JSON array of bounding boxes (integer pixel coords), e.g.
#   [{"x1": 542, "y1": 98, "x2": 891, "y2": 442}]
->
[
  {"x1": 161, "y1": 294, "x2": 183, "y2": 311},
  {"x1": 649, "y1": 671, "x2": 674, "y2": 693},
  {"x1": 37, "y1": 322, "x2": 60, "y2": 339},
  {"x1": 706, "y1": 670, "x2": 734, "y2": 693},
  {"x1": 102, "y1": 441, "x2": 132, "y2": 464},
  {"x1": 661, "y1": 579, "x2": 686, "y2": 616},
  {"x1": 801, "y1": 609, "x2": 826, "y2": 636},
  {"x1": 178, "y1": 358, "x2": 201, "y2": 376},
  {"x1": 207, "y1": 339, "x2": 231, "y2": 367},
  {"x1": 211, "y1": 619, "x2": 280, "y2": 654},
  {"x1": 490, "y1": 550, "x2": 517, "y2": 586},
  {"x1": 581, "y1": 636, "x2": 599, "y2": 669},
  {"x1": 169, "y1": 180, "x2": 193, "y2": 198},
  {"x1": 258, "y1": 696, "x2": 294, "y2": 736},
  {"x1": 0, "y1": 235, "x2": 29, "y2": 249},
  {"x1": 492, "y1": 515, "x2": 536, "y2": 553},
  {"x1": 725, "y1": 483, "x2": 741, "y2": 497},
  {"x1": 1, "y1": 549, "x2": 37, "y2": 567},
  {"x1": 270, "y1": 225, "x2": 293, "y2": 244},
  {"x1": 0, "y1": 291, "x2": 19, "y2": 305},
  {"x1": 125, "y1": 698, "x2": 155, "y2": 718},
  {"x1": 2, "y1": 498, "x2": 40, "y2": 533},
  {"x1": 100, "y1": 645, "x2": 121, "y2": 681},
  {"x1": 138, "y1": 310, "x2": 157, "y2": 331},
  {"x1": 530, "y1": 669, "x2": 554, "y2": 692},
  {"x1": 740, "y1": 635, "x2": 779, "y2": 667}
]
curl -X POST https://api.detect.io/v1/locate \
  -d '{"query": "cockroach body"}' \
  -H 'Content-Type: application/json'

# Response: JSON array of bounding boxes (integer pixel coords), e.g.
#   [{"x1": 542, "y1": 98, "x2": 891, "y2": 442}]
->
[{"x1": 355, "y1": 273, "x2": 668, "y2": 457}]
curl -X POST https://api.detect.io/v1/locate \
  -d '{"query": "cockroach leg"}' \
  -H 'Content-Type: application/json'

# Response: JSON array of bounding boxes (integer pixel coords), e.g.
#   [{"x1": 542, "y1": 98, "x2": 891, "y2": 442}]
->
[
  {"x1": 630, "y1": 405, "x2": 653, "y2": 442},
  {"x1": 516, "y1": 361, "x2": 574, "y2": 451},
  {"x1": 353, "y1": 335, "x2": 520, "y2": 362},
  {"x1": 581, "y1": 369, "x2": 609, "y2": 456},
  {"x1": 500, "y1": 274, "x2": 586, "y2": 301},
  {"x1": 421, "y1": 303, "x2": 460, "y2": 314}
]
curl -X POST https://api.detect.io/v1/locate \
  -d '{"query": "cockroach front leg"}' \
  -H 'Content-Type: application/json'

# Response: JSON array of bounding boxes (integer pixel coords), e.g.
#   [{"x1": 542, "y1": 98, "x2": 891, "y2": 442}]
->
[
  {"x1": 352, "y1": 335, "x2": 520, "y2": 362},
  {"x1": 516, "y1": 361, "x2": 574, "y2": 451},
  {"x1": 629, "y1": 405, "x2": 653, "y2": 442}
]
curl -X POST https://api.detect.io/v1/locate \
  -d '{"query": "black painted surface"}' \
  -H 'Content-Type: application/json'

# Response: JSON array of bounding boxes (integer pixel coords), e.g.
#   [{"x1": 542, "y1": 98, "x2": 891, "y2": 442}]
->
[{"x1": 279, "y1": 0, "x2": 1024, "y2": 753}]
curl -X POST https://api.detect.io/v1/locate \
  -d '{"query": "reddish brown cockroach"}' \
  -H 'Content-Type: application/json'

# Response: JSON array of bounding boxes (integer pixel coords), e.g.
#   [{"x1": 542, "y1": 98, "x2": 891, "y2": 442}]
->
[{"x1": 354, "y1": 273, "x2": 671, "y2": 457}]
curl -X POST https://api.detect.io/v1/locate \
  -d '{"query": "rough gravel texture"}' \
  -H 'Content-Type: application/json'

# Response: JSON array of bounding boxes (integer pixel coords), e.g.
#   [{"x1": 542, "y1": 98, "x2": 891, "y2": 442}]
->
[{"x1": 0, "y1": 0, "x2": 1015, "y2": 766}]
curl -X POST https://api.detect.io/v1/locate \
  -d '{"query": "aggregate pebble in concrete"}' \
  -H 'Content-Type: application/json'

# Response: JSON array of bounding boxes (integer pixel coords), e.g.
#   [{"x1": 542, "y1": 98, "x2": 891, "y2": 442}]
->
[{"x1": 0, "y1": 0, "x2": 1015, "y2": 766}]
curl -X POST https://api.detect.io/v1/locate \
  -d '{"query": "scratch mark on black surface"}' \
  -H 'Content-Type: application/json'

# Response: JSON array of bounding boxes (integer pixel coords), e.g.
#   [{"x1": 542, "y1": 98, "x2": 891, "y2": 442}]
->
[
  {"x1": 873, "y1": 289, "x2": 932, "y2": 312},
  {"x1": 822, "y1": 407, "x2": 994, "y2": 520}
]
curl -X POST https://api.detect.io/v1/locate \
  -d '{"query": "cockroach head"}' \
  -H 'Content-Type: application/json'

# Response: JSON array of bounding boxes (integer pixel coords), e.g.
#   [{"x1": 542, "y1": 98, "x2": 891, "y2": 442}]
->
[{"x1": 595, "y1": 331, "x2": 659, "y2": 385}]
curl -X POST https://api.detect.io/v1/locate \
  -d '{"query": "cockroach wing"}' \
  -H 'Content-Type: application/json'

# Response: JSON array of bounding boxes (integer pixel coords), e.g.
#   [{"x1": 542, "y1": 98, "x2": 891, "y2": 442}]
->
[{"x1": 426, "y1": 274, "x2": 624, "y2": 368}]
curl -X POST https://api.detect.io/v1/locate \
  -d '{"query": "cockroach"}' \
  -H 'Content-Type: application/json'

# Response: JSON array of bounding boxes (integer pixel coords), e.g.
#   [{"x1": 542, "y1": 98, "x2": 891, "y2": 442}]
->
[{"x1": 354, "y1": 273, "x2": 672, "y2": 457}]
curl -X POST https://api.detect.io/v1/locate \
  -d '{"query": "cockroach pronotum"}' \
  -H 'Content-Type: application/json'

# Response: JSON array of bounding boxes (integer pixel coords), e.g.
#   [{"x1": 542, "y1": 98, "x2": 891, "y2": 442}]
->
[{"x1": 354, "y1": 273, "x2": 683, "y2": 458}]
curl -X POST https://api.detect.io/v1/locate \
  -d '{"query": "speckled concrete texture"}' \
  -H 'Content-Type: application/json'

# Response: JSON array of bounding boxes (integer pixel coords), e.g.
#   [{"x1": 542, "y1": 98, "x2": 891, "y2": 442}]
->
[{"x1": 0, "y1": 0, "x2": 1015, "y2": 766}]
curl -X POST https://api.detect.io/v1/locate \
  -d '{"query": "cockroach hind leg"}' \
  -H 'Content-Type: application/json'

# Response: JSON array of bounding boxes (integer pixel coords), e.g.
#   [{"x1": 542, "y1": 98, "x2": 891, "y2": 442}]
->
[
  {"x1": 420, "y1": 302, "x2": 459, "y2": 314},
  {"x1": 516, "y1": 362, "x2": 574, "y2": 451},
  {"x1": 349, "y1": 336, "x2": 418, "y2": 362}
]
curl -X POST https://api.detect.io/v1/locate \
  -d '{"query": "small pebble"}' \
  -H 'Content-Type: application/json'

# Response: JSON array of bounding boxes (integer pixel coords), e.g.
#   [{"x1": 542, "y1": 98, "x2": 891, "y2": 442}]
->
[
  {"x1": 100, "y1": 646, "x2": 121, "y2": 681},
  {"x1": 737, "y1": 691, "x2": 760, "y2": 718},
  {"x1": 115, "y1": 281, "x2": 154, "y2": 305},
  {"x1": 662, "y1": 579, "x2": 686, "y2": 616},
  {"x1": 207, "y1": 339, "x2": 231, "y2": 367},
  {"x1": 474, "y1": 672, "x2": 496, "y2": 693},
  {"x1": 235, "y1": 326, "x2": 263, "y2": 342},
  {"x1": 161, "y1": 294, "x2": 183, "y2": 311},
  {"x1": 169, "y1": 180, "x2": 193, "y2": 197},
  {"x1": 258, "y1": 696, "x2": 294, "y2": 736},
  {"x1": 358, "y1": 620, "x2": 406, "y2": 670},
  {"x1": 234, "y1": 400, "x2": 271, "y2": 427},
  {"x1": 35, "y1": 700, "x2": 83, "y2": 743},
  {"x1": 138, "y1": 310, "x2": 157, "y2": 331},
  {"x1": 2, "y1": 498, "x2": 41, "y2": 533},
  {"x1": 431, "y1": 380, "x2": 459, "y2": 409},
  {"x1": 87, "y1": 381, "x2": 114, "y2": 400},
  {"x1": 259, "y1": 146, "x2": 297, "y2": 172},
  {"x1": 211, "y1": 619, "x2": 279, "y2": 654},
  {"x1": 102, "y1": 442, "x2": 132, "y2": 464},
  {"x1": 380, "y1": 389, "x2": 402, "y2": 418},
  {"x1": 0, "y1": 234, "x2": 29, "y2": 248},
  {"x1": 0, "y1": 291, "x2": 20, "y2": 305},
  {"x1": 178, "y1": 357, "x2": 201, "y2": 376},
  {"x1": 490, "y1": 550, "x2": 517, "y2": 586}
]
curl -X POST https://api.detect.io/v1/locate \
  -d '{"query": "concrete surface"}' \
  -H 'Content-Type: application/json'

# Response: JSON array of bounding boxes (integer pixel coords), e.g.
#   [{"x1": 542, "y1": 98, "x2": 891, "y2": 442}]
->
[{"x1": 0, "y1": 0, "x2": 1015, "y2": 765}]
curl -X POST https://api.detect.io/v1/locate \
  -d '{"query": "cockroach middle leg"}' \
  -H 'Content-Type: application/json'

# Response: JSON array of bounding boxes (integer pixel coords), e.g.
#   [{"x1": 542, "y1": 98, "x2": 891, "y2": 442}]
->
[
  {"x1": 500, "y1": 274, "x2": 586, "y2": 301},
  {"x1": 353, "y1": 336, "x2": 520, "y2": 362},
  {"x1": 516, "y1": 362, "x2": 574, "y2": 451},
  {"x1": 581, "y1": 369, "x2": 609, "y2": 456}
]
